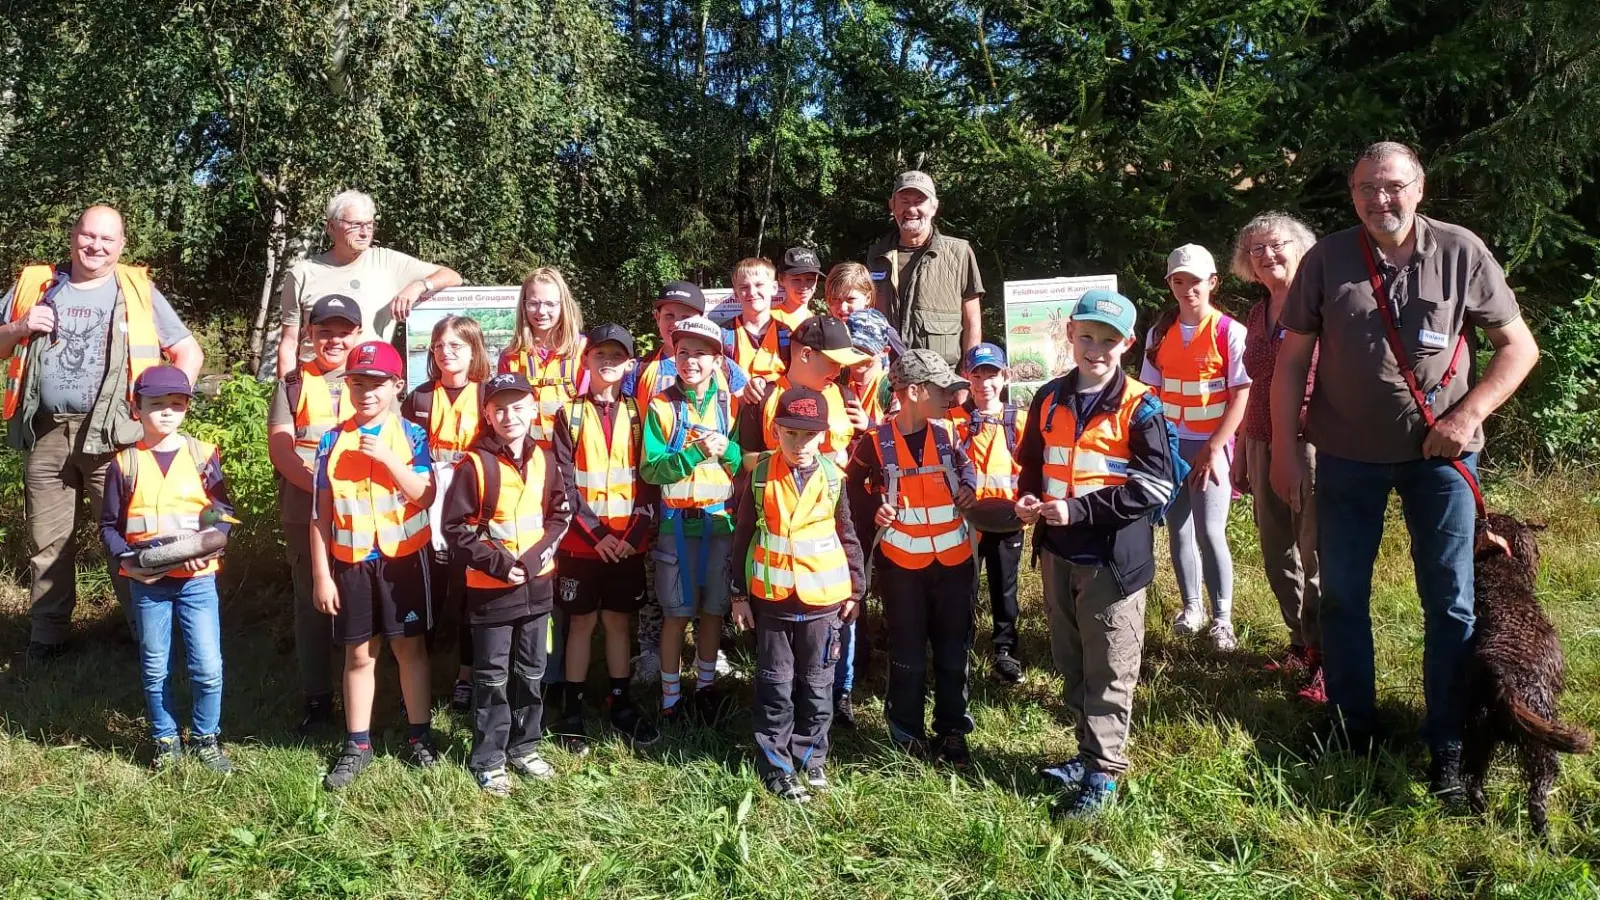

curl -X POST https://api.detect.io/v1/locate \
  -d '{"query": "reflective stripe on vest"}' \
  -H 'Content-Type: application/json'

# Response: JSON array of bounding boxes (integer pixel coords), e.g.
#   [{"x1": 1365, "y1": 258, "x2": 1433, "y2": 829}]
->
[
  {"x1": 326, "y1": 415, "x2": 431, "y2": 561},
  {"x1": 875, "y1": 423, "x2": 970, "y2": 569},
  {"x1": 427, "y1": 381, "x2": 480, "y2": 460},
  {"x1": 1040, "y1": 377, "x2": 1150, "y2": 502},
  {"x1": 657, "y1": 392, "x2": 734, "y2": 508},
  {"x1": 749, "y1": 453, "x2": 851, "y2": 607},
  {"x1": 508, "y1": 339, "x2": 585, "y2": 443},
  {"x1": 120, "y1": 439, "x2": 219, "y2": 579},
  {"x1": 1153, "y1": 311, "x2": 1230, "y2": 433},
  {"x1": 465, "y1": 447, "x2": 554, "y2": 587},
  {"x1": 294, "y1": 363, "x2": 352, "y2": 465}
]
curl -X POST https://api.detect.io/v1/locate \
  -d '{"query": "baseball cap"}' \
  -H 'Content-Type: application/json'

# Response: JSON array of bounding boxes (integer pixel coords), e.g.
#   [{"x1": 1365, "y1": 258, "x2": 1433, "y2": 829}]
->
[
  {"x1": 778, "y1": 247, "x2": 823, "y2": 276},
  {"x1": 772, "y1": 386, "x2": 831, "y2": 433},
  {"x1": 133, "y1": 366, "x2": 194, "y2": 398},
  {"x1": 845, "y1": 309, "x2": 894, "y2": 358},
  {"x1": 670, "y1": 315, "x2": 724, "y2": 352},
  {"x1": 1069, "y1": 289, "x2": 1138, "y2": 338},
  {"x1": 890, "y1": 348, "x2": 968, "y2": 392},
  {"x1": 484, "y1": 372, "x2": 533, "y2": 403},
  {"x1": 655, "y1": 280, "x2": 706, "y2": 314},
  {"x1": 586, "y1": 323, "x2": 634, "y2": 357},
  {"x1": 892, "y1": 170, "x2": 938, "y2": 202},
  {"x1": 344, "y1": 341, "x2": 404, "y2": 379},
  {"x1": 961, "y1": 342, "x2": 1008, "y2": 373},
  {"x1": 308, "y1": 294, "x2": 362, "y2": 326},
  {"x1": 794, "y1": 315, "x2": 870, "y2": 366},
  {"x1": 1165, "y1": 243, "x2": 1217, "y2": 280}
]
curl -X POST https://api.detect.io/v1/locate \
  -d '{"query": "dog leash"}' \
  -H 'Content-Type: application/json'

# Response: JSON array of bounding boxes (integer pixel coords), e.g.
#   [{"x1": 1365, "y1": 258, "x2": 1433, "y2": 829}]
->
[{"x1": 1358, "y1": 231, "x2": 1487, "y2": 521}]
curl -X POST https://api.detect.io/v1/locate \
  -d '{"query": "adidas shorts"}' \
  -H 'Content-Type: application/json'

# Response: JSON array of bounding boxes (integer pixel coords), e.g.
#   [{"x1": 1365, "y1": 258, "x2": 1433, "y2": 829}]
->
[
  {"x1": 555, "y1": 554, "x2": 647, "y2": 616},
  {"x1": 331, "y1": 550, "x2": 432, "y2": 645}
]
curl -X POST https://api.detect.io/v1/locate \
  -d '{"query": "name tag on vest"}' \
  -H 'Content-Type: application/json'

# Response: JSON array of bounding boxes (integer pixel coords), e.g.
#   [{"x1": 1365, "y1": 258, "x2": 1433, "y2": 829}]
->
[
  {"x1": 1419, "y1": 328, "x2": 1449, "y2": 349},
  {"x1": 1200, "y1": 377, "x2": 1228, "y2": 393}
]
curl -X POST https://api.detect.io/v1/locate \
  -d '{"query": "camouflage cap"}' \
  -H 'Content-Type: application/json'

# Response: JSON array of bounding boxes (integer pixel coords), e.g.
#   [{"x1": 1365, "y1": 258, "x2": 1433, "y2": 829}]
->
[{"x1": 890, "y1": 347, "x2": 968, "y2": 392}]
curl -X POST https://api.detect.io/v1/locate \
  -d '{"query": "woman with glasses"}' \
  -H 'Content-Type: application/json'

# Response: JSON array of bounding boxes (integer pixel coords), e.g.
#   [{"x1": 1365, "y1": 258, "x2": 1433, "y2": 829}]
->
[{"x1": 1229, "y1": 212, "x2": 1325, "y2": 703}]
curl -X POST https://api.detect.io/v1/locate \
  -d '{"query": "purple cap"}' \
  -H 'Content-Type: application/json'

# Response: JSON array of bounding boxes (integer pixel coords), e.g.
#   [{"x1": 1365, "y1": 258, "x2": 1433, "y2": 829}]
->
[{"x1": 133, "y1": 366, "x2": 194, "y2": 398}]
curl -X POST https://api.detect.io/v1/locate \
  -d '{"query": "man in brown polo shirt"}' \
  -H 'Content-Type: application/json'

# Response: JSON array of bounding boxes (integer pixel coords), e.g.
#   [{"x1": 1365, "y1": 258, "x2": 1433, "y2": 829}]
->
[
  {"x1": 1269, "y1": 142, "x2": 1539, "y2": 799},
  {"x1": 866, "y1": 171, "x2": 984, "y2": 366}
]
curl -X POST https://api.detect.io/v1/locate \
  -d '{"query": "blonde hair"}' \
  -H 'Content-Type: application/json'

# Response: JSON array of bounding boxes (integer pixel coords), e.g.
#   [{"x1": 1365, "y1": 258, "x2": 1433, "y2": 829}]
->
[
  {"x1": 427, "y1": 315, "x2": 491, "y2": 383},
  {"x1": 732, "y1": 257, "x2": 776, "y2": 283},
  {"x1": 509, "y1": 266, "x2": 584, "y2": 360},
  {"x1": 825, "y1": 262, "x2": 873, "y2": 303},
  {"x1": 1229, "y1": 212, "x2": 1318, "y2": 283}
]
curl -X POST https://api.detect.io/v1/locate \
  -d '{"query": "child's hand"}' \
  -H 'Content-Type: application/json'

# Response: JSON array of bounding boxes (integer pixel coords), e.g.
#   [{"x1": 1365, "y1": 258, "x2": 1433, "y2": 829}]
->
[
  {"x1": 127, "y1": 566, "x2": 167, "y2": 584},
  {"x1": 507, "y1": 563, "x2": 528, "y2": 585},
  {"x1": 1231, "y1": 455, "x2": 1251, "y2": 495},
  {"x1": 313, "y1": 577, "x2": 341, "y2": 615},
  {"x1": 843, "y1": 397, "x2": 869, "y2": 432},
  {"x1": 1189, "y1": 438, "x2": 1228, "y2": 488},
  {"x1": 180, "y1": 555, "x2": 212, "y2": 573},
  {"x1": 699, "y1": 431, "x2": 729, "y2": 459},
  {"x1": 1015, "y1": 494, "x2": 1042, "y2": 525},
  {"x1": 1040, "y1": 499, "x2": 1071, "y2": 526},
  {"x1": 954, "y1": 485, "x2": 977, "y2": 510},
  {"x1": 730, "y1": 598, "x2": 753, "y2": 630},
  {"x1": 744, "y1": 377, "x2": 769, "y2": 406},
  {"x1": 874, "y1": 502, "x2": 897, "y2": 528},
  {"x1": 358, "y1": 433, "x2": 398, "y2": 468},
  {"x1": 593, "y1": 534, "x2": 625, "y2": 563}
]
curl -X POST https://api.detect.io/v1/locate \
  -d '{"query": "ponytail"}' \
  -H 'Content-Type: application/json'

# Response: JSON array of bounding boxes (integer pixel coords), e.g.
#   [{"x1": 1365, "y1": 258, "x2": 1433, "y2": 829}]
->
[{"x1": 1143, "y1": 306, "x2": 1181, "y2": 372}]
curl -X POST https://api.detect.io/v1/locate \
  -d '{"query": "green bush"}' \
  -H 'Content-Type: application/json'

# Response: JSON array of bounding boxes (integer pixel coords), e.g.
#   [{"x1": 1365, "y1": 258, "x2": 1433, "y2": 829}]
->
[
  {"x1": 183, "y1": 368, "x2": 284, "y2": 573},
  {"x1": 1495, "y1": 276, "x2": 1600, "y2": 462}
]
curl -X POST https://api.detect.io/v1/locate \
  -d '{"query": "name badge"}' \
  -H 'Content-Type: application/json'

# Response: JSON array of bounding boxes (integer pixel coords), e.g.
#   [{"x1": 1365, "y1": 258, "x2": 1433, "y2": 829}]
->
[
  {"x1": 1419, "y1": 328, "x2": 1449, "y2": 349},
  {"x1": 870, "y1": 271, "x2": 888, "y2": 282}
]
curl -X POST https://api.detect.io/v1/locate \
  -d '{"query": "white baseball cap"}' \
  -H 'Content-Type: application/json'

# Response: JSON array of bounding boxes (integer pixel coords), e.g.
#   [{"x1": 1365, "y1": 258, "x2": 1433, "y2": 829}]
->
[{"x1": 1166, "y1": 243, "x2": 1217, "y2": 280}]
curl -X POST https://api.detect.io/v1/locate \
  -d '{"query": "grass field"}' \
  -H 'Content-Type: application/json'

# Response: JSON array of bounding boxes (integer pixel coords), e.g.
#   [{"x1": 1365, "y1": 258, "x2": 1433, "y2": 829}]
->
[{"x1": 1, "y1": 470, "x2": 1597, "y2": 899}]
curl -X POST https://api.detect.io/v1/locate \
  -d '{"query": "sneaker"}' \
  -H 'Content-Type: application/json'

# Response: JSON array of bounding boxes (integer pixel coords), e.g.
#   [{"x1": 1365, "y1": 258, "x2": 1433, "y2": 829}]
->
[
  {"x1": 608, "y1": 701, "x2": 661, "y2": 748},
  {"x1": 1038, "y1": 754, "x2": 1089, "y2": 791},
  {"x1": 475, "y1": 767, "x2": 512, "y2": 797},
  {"x1": 1263, "y1": 645, "x2": 1309, "y2": 674},
  {"x1": 1059, "y1": 771, "x2": 1118, "y2": 818},
  {"x1": 324, "y1": 741, "x2": 374, "y2": 790},
  {"x1": 891, "y1": 735, "x2": 930, "y2": 760},
  {"x1": 834, "y1": 692, "x2": 857, "y2": 729},
  {"x1": 189, "y1": 734, "x2": 234, "y2": 774},
  {"x1": 552, "y1": 716, "x2": 592, "y2": 757},
  {"x1": 1208, "y1": 618, "x2": 1238, "y2": 652},
  {"x1": 25, "y1": 640, "x2": 68, "y2": 665},
  {"x1": 1428, "y1": 743, "x2": 1464, "y2": 803},
  {"x1": 450, "y1": 679, "x2": 472, "y2": 713},
  {"x1": 1172, "y1": 604, "x2": 1205, "y2": 636},
  {"x1": 403, "y1": 733, "x2": 440, "y2": 769},
  {"x1": 632, "y1": 648, "x2": 661, "y2": 685},
  {"x1": 297, "y1": 695, "x2": 336, "y2": 736},
  {"x1": 151, "y1": 736, "x2": 182, "y2": 772},
  {"x1": 509, "y1": 750, "x2": 555, "y2": 779},
  {"x1": 762, "y1": 772, "x2": 811, "y2": 804},
  {"x1": 934, "y1": 733, "x2": 972, "y2": 769},
  {"x1": 1297, "y1": 666, "x2": 1327, "y2": 705},
  {"x1": 804, "y1": 766, "x2": 829, "y2": 791},
  {"x1": 691, "y1": 686, "x2": 725, "y2": 725},
  {"x1": 660, "y1": 699, "x2": 690, "y2": 726},
  {"x1": 991, "y1": 651, "x2": 1025, "y2": 685}
]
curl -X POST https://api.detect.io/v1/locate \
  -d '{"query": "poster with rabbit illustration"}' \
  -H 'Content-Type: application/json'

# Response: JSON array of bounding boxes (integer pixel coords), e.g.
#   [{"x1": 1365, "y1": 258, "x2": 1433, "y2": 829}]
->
[{"x1": 1002, "y1": 275, "x2": 1118, "y2": 405}]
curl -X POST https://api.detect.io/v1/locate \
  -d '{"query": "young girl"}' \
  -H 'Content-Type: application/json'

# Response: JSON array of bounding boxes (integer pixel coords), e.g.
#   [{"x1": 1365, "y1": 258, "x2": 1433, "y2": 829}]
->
[
  {"x1": 500, "y1": 266, "x2": 588, "y2": 446},
  {"x1": 1140, "y1": 243, "x2": 1250, "y2": 651},
  {"x1": 403, "y1": 315, "x2": 491, "y2": 713},
  {"x1": 824, "y1": 263, "x2": 876, "y2": 321}
]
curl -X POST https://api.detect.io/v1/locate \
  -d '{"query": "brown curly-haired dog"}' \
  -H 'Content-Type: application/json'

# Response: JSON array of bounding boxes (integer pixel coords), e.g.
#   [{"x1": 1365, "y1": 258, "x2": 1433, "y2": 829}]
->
[{"x1": 1463, "y1": 513, "x2": 1594, "y2": 835}]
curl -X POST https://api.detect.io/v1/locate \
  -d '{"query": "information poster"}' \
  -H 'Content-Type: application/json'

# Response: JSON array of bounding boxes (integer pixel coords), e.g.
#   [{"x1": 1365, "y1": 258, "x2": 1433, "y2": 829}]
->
[
  {"x1": 404, "y1": 287, "x2": 520, "y2": 387},
  {"x1": 1002, "y1": 275, "x2": 1119, "y2": 405},
  {"x1": 702, "y1": 288, "x2": 738, "y2": 325}
]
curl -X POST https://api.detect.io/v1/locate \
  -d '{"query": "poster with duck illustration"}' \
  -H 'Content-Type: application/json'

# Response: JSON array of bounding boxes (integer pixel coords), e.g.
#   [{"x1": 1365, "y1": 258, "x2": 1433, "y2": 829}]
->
[{"x1": 1002, "y1": 275, "x2": 1119, "y2": 405}]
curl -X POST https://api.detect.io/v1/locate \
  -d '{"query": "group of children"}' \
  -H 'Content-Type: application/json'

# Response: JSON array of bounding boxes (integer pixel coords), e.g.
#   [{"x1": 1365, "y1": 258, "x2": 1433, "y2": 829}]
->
[{"x1": 105, "y1": 241, "x2": 1256, "y2": 818}]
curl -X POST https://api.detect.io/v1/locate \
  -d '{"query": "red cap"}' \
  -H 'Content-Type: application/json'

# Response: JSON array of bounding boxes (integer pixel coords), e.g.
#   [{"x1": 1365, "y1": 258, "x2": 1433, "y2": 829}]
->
[{"x1": 344, "y1": 341, "x2": 404, "y2": 379}]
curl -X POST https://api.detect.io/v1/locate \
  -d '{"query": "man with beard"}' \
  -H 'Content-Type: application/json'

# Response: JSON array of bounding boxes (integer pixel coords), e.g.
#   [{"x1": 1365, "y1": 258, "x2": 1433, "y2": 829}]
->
[
  {"x1": 867, "y1": 172, "x2": 984, "y2": 366},
  {"x1": 1268, "y1": 142, "x2": 1539, "y2": 799}
]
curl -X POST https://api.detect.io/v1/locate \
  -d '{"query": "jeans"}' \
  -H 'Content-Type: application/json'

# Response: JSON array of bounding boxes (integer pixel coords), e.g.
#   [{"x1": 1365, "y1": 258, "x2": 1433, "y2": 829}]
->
[
  {"x1": 133, "y1": 574, "x2": 224, "y2": 739},
  {"x1": 880, "y1": 556, "x2": 975, "y2": 742},
  {"x1": 754, "y1": 610, "x2": 839, "y2": 778},
  {"x1": 470, "y1": 613, "x2": 549, "y2": 772},
  {"x1": 1316, "y1": 450, "x2": 1477, "y2": 748}
]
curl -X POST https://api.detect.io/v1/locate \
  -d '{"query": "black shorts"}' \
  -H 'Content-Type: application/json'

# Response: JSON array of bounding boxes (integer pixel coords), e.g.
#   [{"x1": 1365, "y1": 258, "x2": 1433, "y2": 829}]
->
[
  {"x1": 555, "y1": 554, "x2": 647, "y2": 615},
  {"x1": 332, "y1": 551, "x2": 432, "y2": 645}
]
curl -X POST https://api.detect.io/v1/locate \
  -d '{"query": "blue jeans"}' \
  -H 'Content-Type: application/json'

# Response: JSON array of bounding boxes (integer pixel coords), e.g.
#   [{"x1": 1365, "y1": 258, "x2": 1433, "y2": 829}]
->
[
  {"x1": 1315, "y1": 451, "x2": 1477, "y2": 748},
  {"x1": 133, "y1": 574, "x2": 224, "y2": 739},
  {"x1": 833, "y1": 620, "x2": 856, "y2": 695}
]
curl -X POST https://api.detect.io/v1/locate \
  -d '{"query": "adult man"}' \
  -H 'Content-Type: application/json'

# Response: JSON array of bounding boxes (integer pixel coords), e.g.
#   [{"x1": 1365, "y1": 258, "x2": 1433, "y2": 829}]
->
[
  {"x1": 0, "y1": 206, "x2": 205, "y2": 660},
  {"x1": 276, "y1": 190, "x2": 462, "y2": 376},
  {"x1": 866, "y1": 171, "x2": 984, "y2": 366},
  {"x1": 1269, "y1": 142, "x2": 1539, "y2": 796}
]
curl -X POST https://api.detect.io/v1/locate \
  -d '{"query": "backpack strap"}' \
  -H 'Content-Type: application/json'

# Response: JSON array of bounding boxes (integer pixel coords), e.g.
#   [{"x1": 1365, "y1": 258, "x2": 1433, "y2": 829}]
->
[
  {"x1": 817, "y1": 454, "x2": 842, "y2": 511},
  {"x1": 752, "y1": 451, "x2": 773, "y2": 526},
  {"x1": 468, "y1": 449, "x2": 500, "y2": 532},
  {"x1": 118, "y1": 446, "x2": 140, "y2": 508},
  {"x1": 566, "y1": 398, "x2": 585, "y2": 446},
  {"x1": 1002, "y1": 405, "x2": 1019, "y2": 455},
  {"x1": 624, "y1": 396, "x2": 642, "y2": 452},
  {"x1": 875, "y1": 422, "x2": 900, "y2": 509},
  {"x1": 776, "y1": 324, "x2": 790, "y2": 352},
  {"x1": 284, "y1": 368, "x2": 304, "y2": 415},
  {"x1": 929, "y1": 422, "x2": 964, "y2": 502},
  {"x1": 666, "y1": 396, "x2": 690, "y2": 455},
  {"x1": 411, "y1": 381, "x2": 435, "y2": 425}
]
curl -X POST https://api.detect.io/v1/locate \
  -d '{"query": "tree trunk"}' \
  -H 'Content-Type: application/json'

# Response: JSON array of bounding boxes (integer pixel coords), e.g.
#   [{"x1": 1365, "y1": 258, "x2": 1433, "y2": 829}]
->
[{"x1": 248, "y1": 194, "x2": 289, "y2": 378}]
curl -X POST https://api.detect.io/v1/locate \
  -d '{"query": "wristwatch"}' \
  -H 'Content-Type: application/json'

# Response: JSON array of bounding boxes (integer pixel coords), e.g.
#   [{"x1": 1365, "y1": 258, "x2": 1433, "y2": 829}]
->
[{"x1": 421, "y1": 277, "x2": 436, "y2": 294}]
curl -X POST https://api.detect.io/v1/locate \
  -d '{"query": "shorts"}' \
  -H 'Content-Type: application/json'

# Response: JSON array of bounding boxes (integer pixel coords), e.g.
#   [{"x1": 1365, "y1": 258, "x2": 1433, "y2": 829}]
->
[
  {"x1": 331, "y1": 551, "x2": 432, "y2": 645},
  {"x1": 555, "y1": 554, "x2": 648, "y2": 615},
  {"x1": 652, "y1": 531, "x2": 733, "y2": 618}
]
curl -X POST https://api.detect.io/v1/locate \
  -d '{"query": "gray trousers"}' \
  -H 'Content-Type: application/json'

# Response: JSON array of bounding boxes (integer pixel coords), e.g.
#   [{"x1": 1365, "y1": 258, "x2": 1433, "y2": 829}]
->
[
  {"x1": 1041, "y1": 553, "x2": 1146, "y2": 774},
  {"x1": 1167, "y1": 438, "x2": 1234, "y2": 619},
  {"x1": 753, "y1": 610, "x2": 839, "y2": 778},
  {"x1": 1242, "y1": 437, "x2": 1321, "y2": 651},
  {"x1": 284, "y1": 521, "x2": 335, "y2": 699}
]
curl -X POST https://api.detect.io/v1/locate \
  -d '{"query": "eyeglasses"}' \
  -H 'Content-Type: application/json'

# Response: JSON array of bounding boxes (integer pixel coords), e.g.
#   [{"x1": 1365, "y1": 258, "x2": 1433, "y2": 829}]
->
[
  {"x1": 1355, "y1": 177, "x2": 1419, "y2": 201},
  {"x1": 1248, "y1": 240, "x2": 1289, "y2": 258},
  {"x1": 432, "y1": 341, "x2": 469, "y2": 356},
  {"x1": 338, "y1": 218, "x2": 376, "y2": 233}
]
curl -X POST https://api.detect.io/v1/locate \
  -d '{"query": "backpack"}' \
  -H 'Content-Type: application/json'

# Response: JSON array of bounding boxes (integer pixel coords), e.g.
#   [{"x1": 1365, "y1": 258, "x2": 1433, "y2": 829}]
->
[
  {"x1": 752, "y1": 451, "x2": 842, "y2": 523},
  {"x1": 875, "y1": 421, "x2": 963, "y2": 511},
  {"x1": 959, "y1": 402, "x2": 1020, "y2": 456},
  {"x1": 723, "y1": 322, "x2": 791, "y2": 360}
]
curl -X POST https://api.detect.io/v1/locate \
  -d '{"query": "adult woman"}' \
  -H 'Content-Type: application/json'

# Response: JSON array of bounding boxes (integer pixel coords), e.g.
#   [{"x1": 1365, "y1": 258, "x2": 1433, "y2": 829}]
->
[{"x1": 1230, "y1": 212, "x2": 1323, "y2": 702}]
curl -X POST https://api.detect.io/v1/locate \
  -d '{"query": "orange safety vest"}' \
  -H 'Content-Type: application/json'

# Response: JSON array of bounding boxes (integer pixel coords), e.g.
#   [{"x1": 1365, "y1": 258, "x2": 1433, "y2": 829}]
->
[
  {"x1": 2, "y1": 264, "x2": 162, "y2": 420},
  {"x1": 504, "y1": 337, "x2": 586, "y2": 444},
  {"x1": 747, "y1": 452, "x2": 851, "y2": 606},
  {"x1": 872, "y1": 422, "x2": 971, "y2": 569},
  {"x1": 653, "y1": 390, "x2": 735, "y2": 511},
  {"x1": 1153, "y1": 310, "x2": 1232, "y2": 435},
  {"x1": 761, "y1": 377, "x2": 855, "y2": 465},
  {"x1": 951, "y1": 403, "x2": 1025, "y2": 502},
  {"x1": 1039, "y1": 376, "x2": 1152, "y2": 500},
  {"x1": 292, "y1": 360, "x2": 353, "y2": 468},
  {"x1": 633, "y1": 346, "x2": 738, "y2": 402},
  {"x1": 561, "y1": 396, "x2": 644, "y2": 550},
  {"x1": 772, "y1": 303, "x2": 813, "y2": 330},
  {"x1": 326, "y1": 415, "x2": 431, "y2": 562},
  {"x1": 462, "y1": 446, "x2": 554, "y2": 588},
  {"x1": 117, "y1": 437, "x2": 220, "y2": 578},
  {"x1": 725, "y1": 317, "x2": 789, "y2": 383},
  {"x1": 424, "y1": 381, "x2": 480, "y2": 463}
]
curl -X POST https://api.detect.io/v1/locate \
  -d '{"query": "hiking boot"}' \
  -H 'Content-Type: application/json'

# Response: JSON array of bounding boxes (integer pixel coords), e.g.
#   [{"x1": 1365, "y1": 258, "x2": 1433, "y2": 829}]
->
[
  {"x1": 1058, "y1": 771, "x2": 1118, "y2": 819},
  {"x1": 402, "y1": 733, "x2": 440, "y2": 769},
  {"x1": 509, "y1": 750, "x2": 555, "y2": 779},
  {"x1": 25, "y1": 641, "x2": 68, "y2": 666},
  {"x1": 1038, "y1": 754, "x2": 1089, "y2": 792},
  {"x1": 804, "y1": 766, "x2": 829, "y2": 791},
  {"x1": 450, "y1": 679, "x2": 473, "y2": 713},
  {"x1": 935, "y1": 733, "x2": 972, "y2": 769},
  {"x1": 834, "y1": 692, "x2": 857, "y2": 730},
  {"x1": 1208, "y1": 618, "x2": 1238, "y2": 652},
  {"x1": 632, "y1": 648, "x2": 661, "y2": 685},
  {"x1": 476, "y1": 767, "x2": 512, "y2": 797},
  {"x1": 1264, "y1": 645, "x2": 1310, "y2": 674},
  {"x1": 991, "y1": 651, "x2": 1025, "y2": 685},
  {"x1": 151, "y1": 736, "x2": 182, "y2": 772},
  {"x1": 1172, "y1": 604, "x2": 1205, "y2": 636},
  {"x1": 608, "y1": 701, "x2": 661, "y2": 748},
  {"x1": 1297, "y1": 666, "x2": 1327, "y2": 705},
  {"x1": 324, "y1": 741, "x2": 374, "y2": 790},
  {"x1": 190, "y1": 734, "x2": 234, "y2": 774},
  {"x1": 1429, "y1": 743, "x2": 1464, "y2": 803},
  {"x1": 762, "y1": 772, "x2": 811, "y2": 804},
  {"x1": 297, "y1": 695, "x2": 336, "y2": 736},
  {"x1": 892, "y1": 735, "x2": 931, "y2": 761}
]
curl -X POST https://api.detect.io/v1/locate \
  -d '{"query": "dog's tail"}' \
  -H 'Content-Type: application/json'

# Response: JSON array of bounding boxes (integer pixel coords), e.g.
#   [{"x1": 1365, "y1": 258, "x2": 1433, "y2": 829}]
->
[{"x1": 1509, "y1": 696, "x2": 1596, "y2": 754}]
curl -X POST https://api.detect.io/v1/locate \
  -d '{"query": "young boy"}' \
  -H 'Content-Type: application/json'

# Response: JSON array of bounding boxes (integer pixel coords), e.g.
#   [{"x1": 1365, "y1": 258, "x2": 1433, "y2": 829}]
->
[
  {"x1": 267, "y1": 294, "x2": 359, "y2": 733},
  {"x1": 1013, "y1": 289, "x2": 1178, "y2": 817},
  {"x1": 842, "y1": 309, "x2": 897, "y2": 429},
  {"x1": 736, "y1": 315, "x2": 868, "y2": 471},
  {"x1": 442, "y1": 372, "x2": 573, "y2": 795},
  {"x1": 723, "y1": 258, "x2": 791, "y2": 392},
  {"x1": 774, "y1": 246, "x2": 824, "y2": 329},
  {"x1": 100, "y1": 367, "x2": 236, "y2": 772},
  {"x1": 846, "y1": 349, "x2": 978, "y2": 765},
  {"x1": 550, "y1": 324, "x2": 661, "y2": 752},
  {"x1": 729, "y1": 387, "x2": 866, "y2": 803},
  {"x1": 310, "y1": 340, "x2": 437, "y2": 791},
  {"x1": 641, "y1": 316, "x2": 743, "y2": 723},
  {"x1": 949, "y1": 343, "x2": 1028, "y2": 685}
]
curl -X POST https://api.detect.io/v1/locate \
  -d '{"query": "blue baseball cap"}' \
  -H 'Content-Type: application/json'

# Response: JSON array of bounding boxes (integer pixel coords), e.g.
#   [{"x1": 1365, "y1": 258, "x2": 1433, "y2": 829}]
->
[
  {"x1": 961, "y1": 342, "x2": 1007, "y2": 373},
  {"x1": 1069, "y1": 289, "x2": 1137, "y2": 338}
]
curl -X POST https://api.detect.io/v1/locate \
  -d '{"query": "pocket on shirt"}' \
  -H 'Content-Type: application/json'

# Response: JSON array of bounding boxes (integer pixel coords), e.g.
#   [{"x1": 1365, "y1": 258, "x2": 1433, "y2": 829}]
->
[{"x1": 1406, "y1": 296, "x2": 1459, "y2": 362}]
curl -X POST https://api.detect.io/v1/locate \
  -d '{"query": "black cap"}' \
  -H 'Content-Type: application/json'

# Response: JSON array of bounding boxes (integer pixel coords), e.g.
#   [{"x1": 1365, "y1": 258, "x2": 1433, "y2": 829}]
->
[
  {"x1": 484, "y1": 372, "x2": 533, "y2": 403},
  {"x1": 793, "y1": 315, "x2": 870, "y2": 366},
  {"x1": 779, "y1": 247, "x2": 823, "y2": 276},
  {"x1": 586, "y1": 323, "x2": 635, "y2": 357},
  {"x1": 308, "y1": 294, "x2": 363, "y2": 326},
  {"x1": 772, "y1": 386, "x2": 830, "y2": 433},
  {"x1": 133, "y1": 366, "x2": 194, "y2": 398},
  {"x1": 655, "y1": 281, "x2": 706, "y2": 314}
]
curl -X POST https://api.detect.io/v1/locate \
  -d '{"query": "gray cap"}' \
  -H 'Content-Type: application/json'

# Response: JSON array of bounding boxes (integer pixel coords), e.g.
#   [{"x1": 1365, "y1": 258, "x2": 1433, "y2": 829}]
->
[
  {"x1": 892, "y1": 170, "x2": 938, "y2": 202},
  {"x1": 890, "y1": 348, "x2": 967, "y2": 391}
]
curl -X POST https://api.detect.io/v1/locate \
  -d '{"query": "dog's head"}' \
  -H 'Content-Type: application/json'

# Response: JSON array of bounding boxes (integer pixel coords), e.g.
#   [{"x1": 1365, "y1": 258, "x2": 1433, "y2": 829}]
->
[{"x1": 1476, "y1": 511, "x2": 1545, "y2": 572}]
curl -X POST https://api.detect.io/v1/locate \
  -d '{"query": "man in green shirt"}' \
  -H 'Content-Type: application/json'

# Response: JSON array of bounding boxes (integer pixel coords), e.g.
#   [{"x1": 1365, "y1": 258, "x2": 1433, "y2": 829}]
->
[{"x1": 866, "y1": 171, "x2": 986, "y2": 366}]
